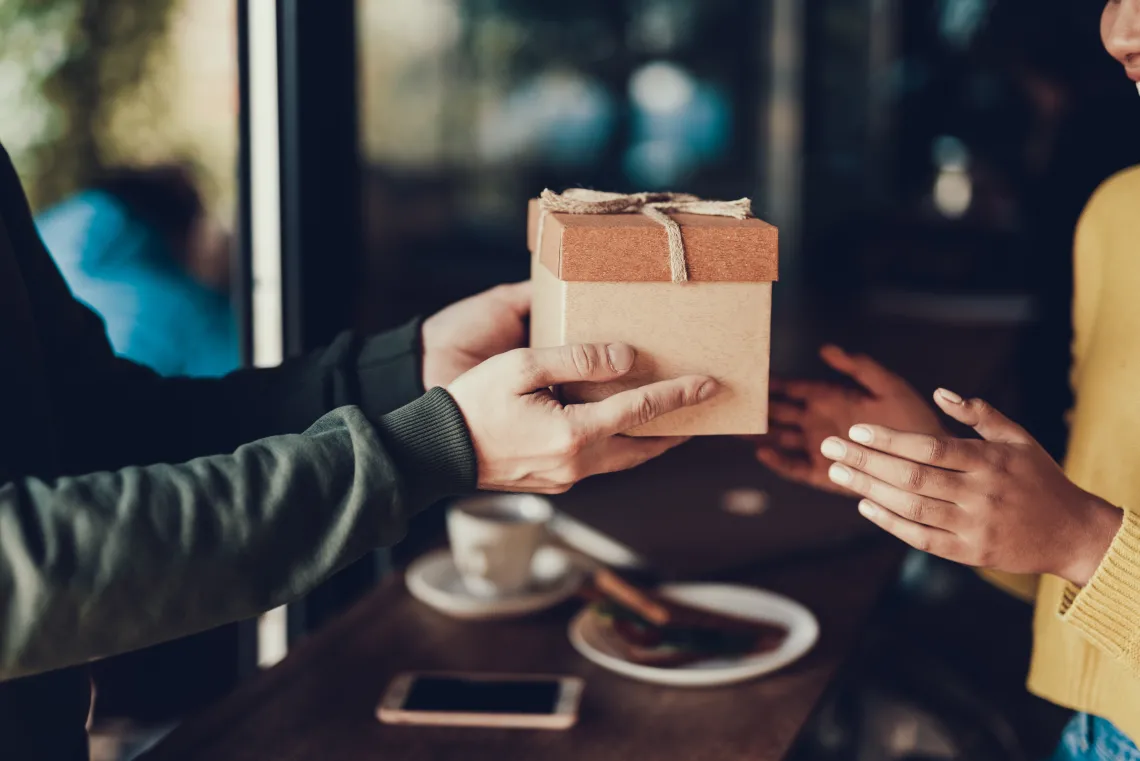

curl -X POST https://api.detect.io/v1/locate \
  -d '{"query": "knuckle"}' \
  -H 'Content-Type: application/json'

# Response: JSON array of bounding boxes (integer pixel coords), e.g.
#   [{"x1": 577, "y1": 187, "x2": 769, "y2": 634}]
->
[
  {"x1": 971, "y1": 531, "x2": 996, "y2": 566},
  {"x1": 634, "y1": 394, "x2": 661, "y2": 425},
  {"x1": 570, "y1": 344, "x2": 600, "y2": 377},
  {"x1": 906, "y1": 496, "x2": 927, "y2": 523},
  {"x1": 569, "y1": 431, "x2": 588, "y2": 455},
  {"x1": 683, "y1": 378, "x2": 707, "y2": 406},
  {"x1": 925, "y1": 435, "x2": 948, "y2": 464},
  {"x1": 849, "y1": 446, "x2": 868, "y2": 469},
  {"x1": 904, "y1": 465, "x2": 926, "y2": 491},
  {"x1": 912, "y1": 534, "x2": 933, "y2": 554},
  {"x1": 988, "y1": 446, "x2": 1012, "y2": 474},
  {"x1": 507, "y1": 349, "x2": 539, "y2": 382}
]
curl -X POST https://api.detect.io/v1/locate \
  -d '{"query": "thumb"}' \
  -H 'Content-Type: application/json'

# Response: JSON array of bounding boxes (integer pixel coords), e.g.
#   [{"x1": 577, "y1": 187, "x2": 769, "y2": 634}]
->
[
  {"x1": 506, "y1": 343, "x2": 638, "y2": 393},
  {"x1": 820, "y1": 345, "x2": 900, "y2": 396},
  {"x1": 569, "y1": 375, "x2": 719, "y2": 437},
  {"x1": 933, "y1": 389, "x2": 1030, "y2": 444}
]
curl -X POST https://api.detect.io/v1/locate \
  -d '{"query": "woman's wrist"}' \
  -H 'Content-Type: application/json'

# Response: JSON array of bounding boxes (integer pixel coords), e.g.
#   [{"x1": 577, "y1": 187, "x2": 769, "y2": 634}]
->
[{"x1": 1058, "y1": 495, "x2": 1123, "y2": 587}]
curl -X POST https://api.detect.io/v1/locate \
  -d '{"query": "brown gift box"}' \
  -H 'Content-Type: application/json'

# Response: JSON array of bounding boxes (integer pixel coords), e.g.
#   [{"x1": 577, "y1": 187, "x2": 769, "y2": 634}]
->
[{"x1": 527, "y1": 190, "x2": 779, "y2": 436}]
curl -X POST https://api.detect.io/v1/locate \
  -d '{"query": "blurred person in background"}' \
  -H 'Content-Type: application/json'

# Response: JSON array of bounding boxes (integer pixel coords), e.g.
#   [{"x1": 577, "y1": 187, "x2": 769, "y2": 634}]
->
[
  {"x1": 34, "y1": 165, "x2": 240, "y2": 378},
  {"x1": 756, "y1": 2, "x2": 1140, "y2": 758}
]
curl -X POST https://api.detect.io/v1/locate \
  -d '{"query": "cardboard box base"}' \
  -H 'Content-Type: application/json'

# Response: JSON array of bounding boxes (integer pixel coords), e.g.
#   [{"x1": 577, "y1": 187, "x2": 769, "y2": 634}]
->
[{"x1": 530, "y1": 256, "x2": 770, "y2": 437}]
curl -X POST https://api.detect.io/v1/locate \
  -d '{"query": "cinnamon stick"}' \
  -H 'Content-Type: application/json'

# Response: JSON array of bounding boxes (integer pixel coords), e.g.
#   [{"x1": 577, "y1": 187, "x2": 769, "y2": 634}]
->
[{"x1": 593, "y1": 568, "x2": 671, "y2": 626}]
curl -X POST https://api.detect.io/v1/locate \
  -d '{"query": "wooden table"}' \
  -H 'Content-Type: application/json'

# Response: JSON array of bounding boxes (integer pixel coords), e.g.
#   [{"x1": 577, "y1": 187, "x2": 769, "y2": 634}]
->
[
  {"x1": 143, "y1": 537, "x2": 901, "y2": 761},
  {"x1": 139, "y1": 306, "x2": 1024, "y2": 761}
]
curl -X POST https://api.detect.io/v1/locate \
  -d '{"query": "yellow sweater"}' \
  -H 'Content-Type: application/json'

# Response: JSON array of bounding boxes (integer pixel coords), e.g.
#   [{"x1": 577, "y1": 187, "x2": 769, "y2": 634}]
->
[{"x1": 989, "y1": 165, "x2": 1140, "y2": 742}]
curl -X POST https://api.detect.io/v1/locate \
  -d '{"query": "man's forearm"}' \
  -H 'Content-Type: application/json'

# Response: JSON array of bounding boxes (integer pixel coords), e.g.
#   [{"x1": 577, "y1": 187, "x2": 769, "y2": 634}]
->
[
  {"x1": 49, "y1": 321, "x2": 426, "y2": 473},
  {"x1": 3, "y1": 140, "x2": 427, "y2": 473},
  {"x1": 0, "y1": 393, "x2": 474, "y2": 681}
]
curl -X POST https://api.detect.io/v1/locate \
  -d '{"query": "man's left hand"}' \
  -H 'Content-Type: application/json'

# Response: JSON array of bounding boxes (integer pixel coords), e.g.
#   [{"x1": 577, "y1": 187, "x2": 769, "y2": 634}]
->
[
  {"x1": 820, "y1": 389, "x2": 1123, "y2": 587},
  {"x1": 422, "y1": 281, "x2": 531, "y2": 389}
]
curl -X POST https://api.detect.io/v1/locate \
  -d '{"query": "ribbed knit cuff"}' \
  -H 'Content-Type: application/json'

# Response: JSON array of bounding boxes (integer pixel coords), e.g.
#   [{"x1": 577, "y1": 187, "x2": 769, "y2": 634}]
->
[
  {"x1": 1057, "y1": 507, "x2": 1140, "y2": 667},
  {"x1": 374, "y1": 387, "x2": 477, "y2": 509},
  {"x1": 357, "y1": 318, "x2": 426, "y2": 418}
]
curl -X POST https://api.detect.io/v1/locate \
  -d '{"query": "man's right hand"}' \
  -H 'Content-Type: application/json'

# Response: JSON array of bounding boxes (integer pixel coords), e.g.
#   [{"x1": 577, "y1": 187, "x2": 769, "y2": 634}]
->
[{"x1": 448, "y1": 343, "x2": 720, "y2": 494}]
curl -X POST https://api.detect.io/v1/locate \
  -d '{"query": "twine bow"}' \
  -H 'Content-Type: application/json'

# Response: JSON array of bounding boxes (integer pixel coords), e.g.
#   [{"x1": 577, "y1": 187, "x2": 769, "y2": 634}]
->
[{"x1": 537, "y1": 188, "x2": 753, "y2": 284}]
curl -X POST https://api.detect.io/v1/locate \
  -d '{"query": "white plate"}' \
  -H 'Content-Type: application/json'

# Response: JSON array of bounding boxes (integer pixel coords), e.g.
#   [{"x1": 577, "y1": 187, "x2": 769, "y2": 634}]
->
[
  {"x1": 406, "y1": 547, "x2": 585, "y2": 621},
  {"x1": 569, "y1": 583, "x2": 819, "y2": 687}
]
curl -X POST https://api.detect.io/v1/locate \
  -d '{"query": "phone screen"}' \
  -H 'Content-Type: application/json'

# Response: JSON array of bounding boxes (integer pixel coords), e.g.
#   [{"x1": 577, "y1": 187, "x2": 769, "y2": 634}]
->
[{"x1": 402, "y1": 676, "x2": 562, "y2": 715}]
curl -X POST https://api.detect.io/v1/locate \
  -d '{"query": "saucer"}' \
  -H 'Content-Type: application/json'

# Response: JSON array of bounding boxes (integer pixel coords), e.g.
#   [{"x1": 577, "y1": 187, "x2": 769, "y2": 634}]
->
[
  {"x1": 406, "y1": 547, "x2": 585, "y2": 620},
  {"x1": 569, "y1": 583, "x2": 819, "y2": 687}
]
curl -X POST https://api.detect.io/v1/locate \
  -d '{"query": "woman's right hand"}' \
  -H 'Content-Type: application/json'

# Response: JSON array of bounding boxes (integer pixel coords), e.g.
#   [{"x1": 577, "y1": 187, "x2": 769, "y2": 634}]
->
[{"x1": 753, "y1": 345, "x2": 945, "y2": 494}]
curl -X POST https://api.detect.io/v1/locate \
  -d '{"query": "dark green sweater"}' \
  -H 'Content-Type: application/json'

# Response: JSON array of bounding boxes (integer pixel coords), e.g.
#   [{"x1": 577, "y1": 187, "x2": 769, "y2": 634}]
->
[{"x1": 0, "y1": 144, "x2": 477, "y2": 757}]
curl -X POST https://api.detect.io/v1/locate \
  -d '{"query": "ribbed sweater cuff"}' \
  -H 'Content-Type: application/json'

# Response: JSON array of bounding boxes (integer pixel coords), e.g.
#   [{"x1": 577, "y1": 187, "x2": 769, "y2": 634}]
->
[
  {"x1": 374, "y1": 388, "x2": 478, "y2": 509},
  {"x1": 1057, "y1": 506, "x2": 1140, "y2": 668}
]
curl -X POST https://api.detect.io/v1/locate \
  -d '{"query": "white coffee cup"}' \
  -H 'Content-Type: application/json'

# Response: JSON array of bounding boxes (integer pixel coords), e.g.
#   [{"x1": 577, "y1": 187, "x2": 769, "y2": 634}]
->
[{"x1": 446, "y1": 495, "x2": 554, "y2": 598}]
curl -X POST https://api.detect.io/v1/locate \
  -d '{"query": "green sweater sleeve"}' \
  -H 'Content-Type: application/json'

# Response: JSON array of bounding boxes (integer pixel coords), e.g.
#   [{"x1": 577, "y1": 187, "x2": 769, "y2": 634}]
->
[{"x1": 0, "y1": 395, "x2": 475, "y2": 681}]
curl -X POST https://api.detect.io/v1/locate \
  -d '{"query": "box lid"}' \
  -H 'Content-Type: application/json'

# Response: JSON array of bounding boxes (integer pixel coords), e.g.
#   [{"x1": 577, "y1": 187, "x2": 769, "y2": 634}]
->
[{"x1": 527, "y1": 197, "x2": 779, "y2": 283}]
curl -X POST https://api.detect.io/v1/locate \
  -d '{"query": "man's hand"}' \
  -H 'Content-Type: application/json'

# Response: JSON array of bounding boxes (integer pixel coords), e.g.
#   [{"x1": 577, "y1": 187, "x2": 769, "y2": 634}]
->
[
  {"x1": 422, "y1": 282, "x2": 531, "y2": 390},
  {"x1": 820, "y1": 389, "x2": 1123, "y2": 586},
  {"x1": 448, "y1": 343, "x2": 720, "y2": 494},
  {"x1": 754, "y1": 345, "x2": 944, "y2": 494}
]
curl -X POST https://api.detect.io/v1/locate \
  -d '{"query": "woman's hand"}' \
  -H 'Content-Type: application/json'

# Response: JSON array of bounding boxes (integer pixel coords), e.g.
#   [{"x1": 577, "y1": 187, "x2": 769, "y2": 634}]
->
[
  {"x1": 754, "y1": 345, "x2": 944, "y2": 494},
  {"x1": 820, "y1": 389, "x2": 1123, "y2": 586}
]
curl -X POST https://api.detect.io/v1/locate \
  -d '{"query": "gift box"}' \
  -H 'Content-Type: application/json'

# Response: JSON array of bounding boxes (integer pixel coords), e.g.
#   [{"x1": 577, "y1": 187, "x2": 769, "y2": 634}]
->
[{"x1": 527, "y1": 189, "x2": 779, "y2": 436}]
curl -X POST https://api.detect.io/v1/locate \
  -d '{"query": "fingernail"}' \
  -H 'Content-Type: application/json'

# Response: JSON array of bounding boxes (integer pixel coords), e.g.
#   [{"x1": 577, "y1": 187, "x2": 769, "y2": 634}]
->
[
  {"x1": 820, "y1": 438, "x2": 847, "y2": 459},
  {"x1": 828, "y1": 463, "x2": 853, "y2": 485},
  {"x1": 849, "y1": 425, "x2": 874, "y2": 444},
  {"x1": 606, "y1": 344, "x2": 635, "y2": 372},
  {"x1": 858, "y1": 500, "x2": 877, "y2": 518},
  {"x1": 937, "y1": 388, "x2": 963, "y2": 404},
  {"x1": 697, "y1": 379, "x2": 720, "y2": 402}
]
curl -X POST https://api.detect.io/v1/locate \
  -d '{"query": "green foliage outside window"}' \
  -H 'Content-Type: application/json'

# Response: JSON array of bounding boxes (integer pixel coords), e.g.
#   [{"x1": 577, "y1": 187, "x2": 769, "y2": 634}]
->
[{"x1": 0, "y1": 0, "x2": 179, "y2": 209}]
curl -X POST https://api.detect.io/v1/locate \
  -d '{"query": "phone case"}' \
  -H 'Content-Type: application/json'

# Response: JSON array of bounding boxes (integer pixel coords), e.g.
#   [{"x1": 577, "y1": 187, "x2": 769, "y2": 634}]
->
[{"x1": 376, "y1": 672, "x2": 583, "y2": 731}]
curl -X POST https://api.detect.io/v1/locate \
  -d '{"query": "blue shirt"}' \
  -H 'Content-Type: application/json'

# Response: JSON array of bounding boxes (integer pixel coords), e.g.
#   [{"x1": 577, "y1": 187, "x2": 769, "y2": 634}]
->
[{"x1": 35, "y1": 191, "x2": 240, "y2": 378}]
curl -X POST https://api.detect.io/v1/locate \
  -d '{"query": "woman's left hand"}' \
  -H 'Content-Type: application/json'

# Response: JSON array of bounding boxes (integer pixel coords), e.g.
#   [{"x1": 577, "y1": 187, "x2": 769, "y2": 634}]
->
[{"x1": 820, "y1": 388, "x2": 1123, "y2": 587}]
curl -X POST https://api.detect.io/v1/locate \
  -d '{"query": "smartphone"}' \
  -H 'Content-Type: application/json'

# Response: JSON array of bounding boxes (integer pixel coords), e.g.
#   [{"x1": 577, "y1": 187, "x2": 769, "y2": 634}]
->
[{"x1": 377, "y1": 672, "x2": 584, "y2": 730}]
